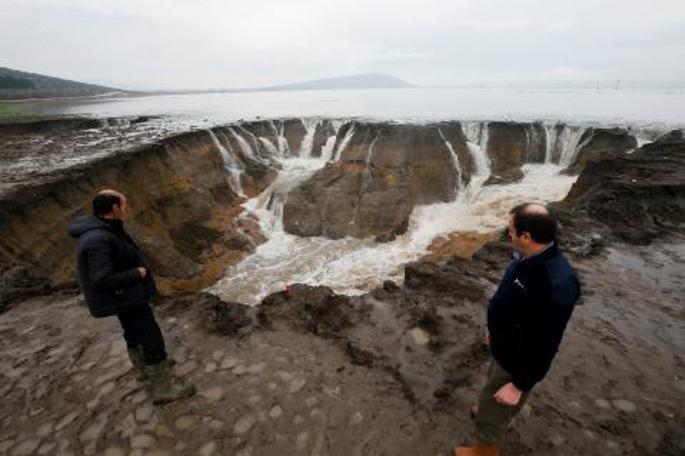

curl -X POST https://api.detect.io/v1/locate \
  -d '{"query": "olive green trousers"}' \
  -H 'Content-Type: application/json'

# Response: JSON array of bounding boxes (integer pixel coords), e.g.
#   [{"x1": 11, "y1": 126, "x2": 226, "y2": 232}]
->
[{"x1": 474, "y1": 360, "x2": 530, "y2": 444}]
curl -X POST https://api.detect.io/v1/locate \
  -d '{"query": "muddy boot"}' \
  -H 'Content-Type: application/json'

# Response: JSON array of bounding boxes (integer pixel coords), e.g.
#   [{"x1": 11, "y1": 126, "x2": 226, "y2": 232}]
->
[
  {"x1": 452, "y1": 444, "x2": 501, "y2": 456},
  {"x1": 145, "y1": 361, "x2": 196, "y2": 405},
  {"x1": 127, "y1": 346, "x2": 147, "y2": 381}
]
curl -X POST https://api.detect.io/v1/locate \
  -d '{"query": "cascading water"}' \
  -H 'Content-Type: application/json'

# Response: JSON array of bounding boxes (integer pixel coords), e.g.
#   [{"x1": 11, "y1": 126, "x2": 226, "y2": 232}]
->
[
  {"x1": 334, "y1": 125, "x2": 356, "y2": 161},
  {"x1": 208, "y1": 129, "x2": 245, "y2": 197},
  {"x1": 438, "y1": 128, "x2": 465, "y2": 194},
  {"x1": 558, "y1": 126, "x2": 589, "y2": 168},
  {"x1": 229, "y1": 127, "x2": 257, "y2": 162},
  {"x1": 461, "y1": 122, "x2": 492, "y2": 199},
  {"x1": 258, "y1": 137, "x2": 280, "y2": 157},
  {"x1": 543, "y1": 123, "x2": 588, "y2": 167},
  {"x1": 320, "y1": 135, "x2": 337, "y2": 162},
  {"x1": 299, "y1": 118, "x2": 318, "y2": 158},
  {"x1": 209, "y1": 119, "x2": 579, "y2": 306}
]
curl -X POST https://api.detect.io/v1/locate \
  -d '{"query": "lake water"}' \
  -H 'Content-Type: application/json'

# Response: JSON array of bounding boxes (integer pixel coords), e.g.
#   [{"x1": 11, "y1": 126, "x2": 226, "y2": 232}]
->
[{"x1": 14, "y1": 87, "x2": 685, "y2": 129}]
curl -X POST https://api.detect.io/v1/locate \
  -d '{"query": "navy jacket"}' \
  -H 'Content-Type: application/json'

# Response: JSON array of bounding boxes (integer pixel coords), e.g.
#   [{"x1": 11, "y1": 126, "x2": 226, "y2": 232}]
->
[
  {"x1": 487, "y1": 243, "x2": 580, "y2": 391},
  {"x1": 68, "y1": 216, "x2": 156, "y2": 318}
]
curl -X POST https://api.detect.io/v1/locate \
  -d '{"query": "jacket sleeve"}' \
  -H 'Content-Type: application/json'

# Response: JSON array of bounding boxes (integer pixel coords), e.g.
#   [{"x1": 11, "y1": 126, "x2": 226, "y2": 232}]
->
[
  {"x1": 86, "y1": 242, "x2": 141, "y2": 291},
  {"x1": 510, "y1": 293, "x2": 575, "y2": 392}
]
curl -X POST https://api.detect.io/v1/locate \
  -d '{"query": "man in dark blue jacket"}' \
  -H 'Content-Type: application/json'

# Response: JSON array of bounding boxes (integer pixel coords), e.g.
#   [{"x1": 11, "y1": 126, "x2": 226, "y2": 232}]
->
[
  {"x1": 69, "y1": 189, "x2": 195, "y2": 404},
  {"x1": 454, "y1": 203, "x2": 580, "y2": 456}
]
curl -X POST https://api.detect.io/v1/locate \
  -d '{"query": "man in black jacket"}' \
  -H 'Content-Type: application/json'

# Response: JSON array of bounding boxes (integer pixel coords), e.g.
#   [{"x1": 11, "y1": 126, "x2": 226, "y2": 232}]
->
[
  {"x1": 69, "y1": 189, "x2": 195, "y2": 404},
  {"x1": 454, "y1": 203, "x2": 580, "y2": 456}
]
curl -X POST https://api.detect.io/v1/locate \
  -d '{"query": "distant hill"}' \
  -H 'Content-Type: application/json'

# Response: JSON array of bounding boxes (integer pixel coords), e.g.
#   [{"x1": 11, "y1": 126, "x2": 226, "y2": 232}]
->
[
  {"x1": 0, "y1": 67, "x2": 120, "y2": 100},
  {"x1": 260, "y1": 73, "x2": 413, "y2": 91}
]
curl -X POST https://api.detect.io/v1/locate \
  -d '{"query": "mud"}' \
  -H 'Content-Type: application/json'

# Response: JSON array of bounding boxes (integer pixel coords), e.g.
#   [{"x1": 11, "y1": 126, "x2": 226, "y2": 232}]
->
[
  {"x1": 1, "y1": 234, "x2": 683, "y2": 455},
  {"x1": 1, "y1": 120, "x2": 684, "y2": 455}
]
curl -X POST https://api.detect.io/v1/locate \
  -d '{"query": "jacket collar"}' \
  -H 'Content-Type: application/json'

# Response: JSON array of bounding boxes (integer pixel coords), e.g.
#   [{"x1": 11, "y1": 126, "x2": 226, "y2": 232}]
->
[{"x1": 513, "y1": 242, "x2": 559, "y2": 265}]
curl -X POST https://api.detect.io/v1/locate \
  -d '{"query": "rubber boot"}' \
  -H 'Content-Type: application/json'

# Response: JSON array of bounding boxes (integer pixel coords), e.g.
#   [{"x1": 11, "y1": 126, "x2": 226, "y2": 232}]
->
[
  {"x1": 145, "y1": 360, "x2": 196, "y2": 405},
  {"x1": 452, "y1": 444, "x2": 501, "y2": 456},
  {"x1": 127, "y1": 346, "x2": 147, "y2": 381}
]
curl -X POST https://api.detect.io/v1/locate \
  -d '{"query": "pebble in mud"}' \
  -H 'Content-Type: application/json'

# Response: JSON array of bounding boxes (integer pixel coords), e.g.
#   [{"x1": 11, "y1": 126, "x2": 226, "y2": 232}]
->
[
  {"x1": 233, "y1": 415, "x2": 256, "y2": 434},
  {"x1": 11, "y1": 440, "x2": 41, "y2": 456},
  {"x1": 37, "y1": 442, "x2": 56, "y2": 455},
  {"x1": 269, "y1": 405, "x2": 284, "y2": 419},
  {"x1": 611, "y1": 399, "x2": 636, "y2": 413},
  {"x1": 154, "y1": 424, "x2": 174, "y2": 439},
  {"x1": 135, "y1": 406, "x2": 155, "y2": 423},
  {"x1": 409, "y1": 327, "x2": 430, "y2": 346},
  {"x1": 175, "y1": 361, "x2": 198, "y2": 376},
  {"x1": 174, "y1": 416, "x2": 196, "y2": 431},
  {"x1": 200, "y1": 387, "x2": 224, "y2": 402},
  {"x1": 287, "y1": 377, "x2": 306, "y2": 393},
  {"x1": 247, "y1": 362, "x2": 266, "y2": 374},
  {"x1": 54, "y1": 411, "x2": 79, "y2": 431},
  {"x1": 130, "y1": 434, "x2": 156, "y2": 449},
  {"x1": 594, "y1": 398, "x2": 611, "y2": 409},
  {"x1": 220, "y1": 358, "x2": 238, "y2": 370},
  {"x1": 199, "y1": 442, "x2": 218, "y2": 456},
  {"x1": 204, "y1": 362, "x2": 217, "y2": 373},
  {"x1": 36, "y1": 422, "x2": 54, "y2": 438}
]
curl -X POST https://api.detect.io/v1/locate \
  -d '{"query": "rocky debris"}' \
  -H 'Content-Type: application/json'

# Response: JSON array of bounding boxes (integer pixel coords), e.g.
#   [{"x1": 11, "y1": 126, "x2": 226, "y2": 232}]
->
[
  {"x1": 283, "y1": 122, "x2": 464, "y2": 239},
  {"x1": 563, "y1": 127, "x2": 637, "y2": 175},
  {"x1": 0, "y1": 264, "x2": 54, "y2": 312},
  {"x1": 553, "y1": 130, "x2": 685, "y2": 247},
  {"x1": 258, "y1": 284, "x2": 367, "y2": 336},
  {"x1": 0, "y1": 121, "x2": 283, "y2": 297},
  {"x1": 486, "y1": 122, "x2": 546, "y2": 176}
]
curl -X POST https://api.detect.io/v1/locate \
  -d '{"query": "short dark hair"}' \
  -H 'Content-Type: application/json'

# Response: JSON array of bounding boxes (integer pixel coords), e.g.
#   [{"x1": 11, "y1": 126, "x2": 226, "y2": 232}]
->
[
  {"x1": 92, "y1": 192, "x2": 121, "y2": 216},
  {"x1": 509, "y1": 203, "x2": 557, "y2": 244}
]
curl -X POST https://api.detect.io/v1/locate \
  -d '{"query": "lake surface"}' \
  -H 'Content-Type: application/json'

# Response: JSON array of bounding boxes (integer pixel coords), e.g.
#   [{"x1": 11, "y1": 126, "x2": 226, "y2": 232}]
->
[{"x1": 13, "y1": 87, "x2": 685, "y2": 129}]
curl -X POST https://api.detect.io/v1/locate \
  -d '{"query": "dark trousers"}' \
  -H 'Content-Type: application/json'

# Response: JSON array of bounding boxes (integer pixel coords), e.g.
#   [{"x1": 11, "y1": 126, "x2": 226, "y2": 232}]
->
[
  {"x1": 474, "y1": 359, "x2": 530, "y2": 444},
  {"x1": 117, "y1": 302, "x2": 167, "y2": 365}
]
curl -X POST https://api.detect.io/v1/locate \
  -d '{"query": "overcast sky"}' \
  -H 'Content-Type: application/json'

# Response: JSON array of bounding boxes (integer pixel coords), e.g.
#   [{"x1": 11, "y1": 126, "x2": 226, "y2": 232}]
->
[{"x1": 2, "y1": 0, "x2": 684, "y2": 90}]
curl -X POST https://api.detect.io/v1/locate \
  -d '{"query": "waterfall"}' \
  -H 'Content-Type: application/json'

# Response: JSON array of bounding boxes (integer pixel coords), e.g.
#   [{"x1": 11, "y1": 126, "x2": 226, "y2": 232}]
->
[
  {"x1": 321, "y1": 135, "x2": 337, "y2": 162},
  {"x1": 461, "y1": 121, "x2": 492, "y2": 199},
  {"x1": 299, "y1": 119, "x2": 318, "y2": 158},
  {"x1": 461, "y1": 121, "x2": 489, "y2": 151},
  {"x1": 229, "y1": 127, "x2": 257, "y2": 162},
  {"x1": 331, "y1": 120, "x2": 344, "y2": 135},
  {"x1": 272, "y1": 122, "x2": 290, "y2": 156},
  {"x1": 558, "y1": 126, "x2": 589, "y2": 168},
  {"x1": 438, "y1": 128, "x2": 465, "y2": 193},
  {"x1": 208, "y1": 129, "x2": 245, "y2": 197},
  {"x1": 543, "y1": 123, "x2": 559, "y2": 163},
  {"x1": 334, "y1": 125, "x2": 356, "y2": 161},
  {"x1": 543, "y1": 123, "x2": 589, "y2": 167},
  {"x1": 259, "y1": 137, "x2": 280, "y2": 157}
]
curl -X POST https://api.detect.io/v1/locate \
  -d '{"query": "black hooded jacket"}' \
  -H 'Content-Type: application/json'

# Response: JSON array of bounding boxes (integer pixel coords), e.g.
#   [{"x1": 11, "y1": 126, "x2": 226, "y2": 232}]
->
[
  {"x1": 68, "y1": 215, "x2": 156, "y2": 318},
  {"x1": 487, "y1": 243, "x2": 580, "y2": 391}
]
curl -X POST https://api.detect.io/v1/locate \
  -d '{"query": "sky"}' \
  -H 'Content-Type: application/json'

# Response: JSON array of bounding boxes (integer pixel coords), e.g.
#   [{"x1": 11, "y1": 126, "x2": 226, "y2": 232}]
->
[{"x1": 2, "y1": 0, "x2": 685, "y2": 90}]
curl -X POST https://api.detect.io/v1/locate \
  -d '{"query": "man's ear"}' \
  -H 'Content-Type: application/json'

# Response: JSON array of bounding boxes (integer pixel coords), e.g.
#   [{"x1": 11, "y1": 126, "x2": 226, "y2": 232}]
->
[{"x1": 521, "y1": 231, "x2": 532, "y2": 242}]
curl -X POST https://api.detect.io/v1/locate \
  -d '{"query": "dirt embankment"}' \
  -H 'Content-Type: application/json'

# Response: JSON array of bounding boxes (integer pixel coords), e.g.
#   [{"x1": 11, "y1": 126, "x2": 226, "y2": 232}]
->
[
  {"x1": 0, "y1": 121, "x2": 279, "y2": 307},
  {"x1": 0, "y1": 123, "x2": 683, "y2": 455}
]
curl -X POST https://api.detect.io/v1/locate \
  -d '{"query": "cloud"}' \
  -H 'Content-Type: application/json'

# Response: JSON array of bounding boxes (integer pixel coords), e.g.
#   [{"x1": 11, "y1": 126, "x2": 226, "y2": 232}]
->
[{"x1": 1, "y1": 0, "x2": 684, "y2": 88}]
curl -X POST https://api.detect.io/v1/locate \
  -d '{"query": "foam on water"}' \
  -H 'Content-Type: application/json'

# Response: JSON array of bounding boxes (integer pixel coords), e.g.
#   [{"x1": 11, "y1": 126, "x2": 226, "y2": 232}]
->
[{"x1": 209, "y1": 161, "x2": 577, "y2": 305}]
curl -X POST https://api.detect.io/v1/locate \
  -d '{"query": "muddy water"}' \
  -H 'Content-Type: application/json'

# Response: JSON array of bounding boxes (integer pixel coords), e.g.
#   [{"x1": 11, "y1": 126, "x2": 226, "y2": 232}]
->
[{"x1": 209, "y1": 162, "x2": 577, "y2": 305}]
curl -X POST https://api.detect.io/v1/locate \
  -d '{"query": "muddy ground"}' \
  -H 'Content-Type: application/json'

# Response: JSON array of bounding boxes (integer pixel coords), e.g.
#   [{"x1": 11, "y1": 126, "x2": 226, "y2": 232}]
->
[{"x1": 1, "y1": 236, "x2": 683, "y2": 456}]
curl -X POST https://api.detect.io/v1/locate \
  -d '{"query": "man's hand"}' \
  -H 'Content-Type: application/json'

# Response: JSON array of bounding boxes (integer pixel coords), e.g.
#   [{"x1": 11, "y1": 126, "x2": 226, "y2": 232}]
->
[
  {"x1": 485, "y1": 329, "x2": 491, "y2": 345},
  {"x1": 494, "y1": 382, "x2": 522, "y2": 406},
  {"x1": 137, "y1": 267, "x2": 147, "y2": 279}
]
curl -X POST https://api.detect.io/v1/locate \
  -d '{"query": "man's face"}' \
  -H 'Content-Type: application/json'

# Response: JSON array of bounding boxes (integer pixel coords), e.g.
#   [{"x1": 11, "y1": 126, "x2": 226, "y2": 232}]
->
[{"x1": 508, "y1": 215, "x2": 528, "y2": 252}]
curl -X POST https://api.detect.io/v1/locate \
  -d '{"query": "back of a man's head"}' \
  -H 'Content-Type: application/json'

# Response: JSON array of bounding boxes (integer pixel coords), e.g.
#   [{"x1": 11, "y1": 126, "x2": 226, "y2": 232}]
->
[
  {"x1": 509, "y1": 203, "x2": 557, "y2": 244},
  {"x1": 92, "y1": 190, "x2": 122, "y2": 217}
]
